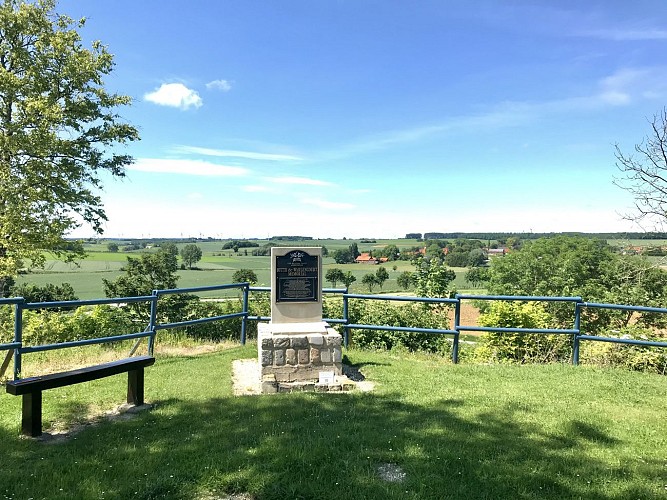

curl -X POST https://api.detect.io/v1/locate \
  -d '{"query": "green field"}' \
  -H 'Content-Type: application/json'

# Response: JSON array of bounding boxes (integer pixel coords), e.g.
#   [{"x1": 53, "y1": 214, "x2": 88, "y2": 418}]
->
[
  {"x1": 0, "y1": 344, "x2": 665, "y2": 499},
  {"x1": 16, "y1": 238, "x2": 475, "y2": 299}
]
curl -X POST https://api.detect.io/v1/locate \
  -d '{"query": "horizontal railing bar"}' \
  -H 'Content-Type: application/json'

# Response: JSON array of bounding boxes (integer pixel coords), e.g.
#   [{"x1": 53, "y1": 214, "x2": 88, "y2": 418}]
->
[
  {"x1": 457, "y1": 294, "x2": 582, "y2": 303},
  {"x1": 155, "y1": 283, "x2": 248, "y2": 295},
  {"x1": 346, "y1": 323, "x2": 457, "y2": 335},
  {"x1": 577, "y1": 335, "x2": 667, "y2": 348},
  {"x1": 458, "y1": 326, "x2": 579, "y2": 335},
  {"x1": 324, "y1": 318, "x2": 346, "y2": 324},
  {"x1": 345, "y1": 293, "x2": 458, "y2": 304},
  {"x1": 247, "y1": 286, "x2": 345, "y2": 294},
  {"x1": 20, "y1": 331, "x2": 153, "y2": 353},
  {"x1": 0, "y1": 342, "x2": 21, "y2": 351},
  {"x1": 247, "y1": 315, "x2": 271, "y2": 322},
  {"x1": 155, "y1": 311, "x2": 247, "y2": 330},
  {"x1": 0, "y1": 297, "x2": 24, "y2": 305},
  {"x1": 580, "y1": 302, "x2": 667, "y2": 314},
  {"x1": 22, "y1": 295, "x2": 155, "y2": 310}
]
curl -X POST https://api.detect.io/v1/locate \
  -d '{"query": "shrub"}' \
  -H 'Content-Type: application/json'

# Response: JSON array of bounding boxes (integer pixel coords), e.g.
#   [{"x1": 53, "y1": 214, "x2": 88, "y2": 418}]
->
[
  {"x1": 579, "y1": 325, "x2": 667, "y2": 374},
  {"x1": 477, "y1": 301, "x2": 571, "y2": 363},
  {"x1": 325, "y1": 298, "x2": 452, "y2": 354}
]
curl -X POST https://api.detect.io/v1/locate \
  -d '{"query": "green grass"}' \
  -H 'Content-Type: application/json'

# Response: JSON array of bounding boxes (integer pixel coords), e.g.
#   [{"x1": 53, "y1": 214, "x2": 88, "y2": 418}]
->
[{"x1": 1, "y1": 345, "x2": 665, "y2": 499}]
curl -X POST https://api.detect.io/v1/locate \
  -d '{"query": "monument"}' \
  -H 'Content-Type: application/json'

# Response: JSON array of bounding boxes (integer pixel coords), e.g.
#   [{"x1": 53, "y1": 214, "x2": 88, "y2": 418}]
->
[{"x1": 258, "y1": 247, "x2": 349, "y2": 393}]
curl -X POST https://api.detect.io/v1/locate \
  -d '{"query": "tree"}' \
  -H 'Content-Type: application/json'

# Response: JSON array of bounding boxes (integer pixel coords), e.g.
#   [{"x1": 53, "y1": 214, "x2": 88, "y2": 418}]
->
[
  {"x1": 397, "y1": 271, "x2": 413, "y2": 290},
  {"x1": 465, "y1": 266, "x2": 490, "y2": 288},
  {"x1": 325, "y1": 268, "x2": 345, "y2": 287},
  {"x1": 467, "y1": 248, "x2": 487, "y2": 267},
  {"x1": 107, "y1": 242, "x2": 119, "y2": 253},
  {"x1": 379, "y1": 244, "x2": 400, "y2": 261},
  {"x1": 375, "y1": 266, "x2": 389, "y2": 290},
  {"x1": 180, "y1": 244, "x2": 202, "y2": 269},
  {"x1": 614, "y1": 108, "x2": 667, "y2": 226},
  {"x1": 103, "y1": 248, "x2": 179, "y2": 298},
  {"x1": 361, "y1": 273, "x2": 378, "y2": 292},
  {"x1": 349, "y1": 242, "x2": 360, "y2": 259},
  {"x1": 160, "y1": 242, "x2": 179, "y2": 258},
  {"x1": 412, "y1": 256, "x2": 456, "y2": 297},
  {"x1": 340, "y1": 271, "x2": 356, "y2": 289},
  {"x1": 332, "y1": 248, "x2": 353, "y2": 264},
  {"x1": 0, "y1": 0, "x2": 139, "y2": 278},
  {"x1": 232, "y1": 269, "x2": 258, "y2": 284}
]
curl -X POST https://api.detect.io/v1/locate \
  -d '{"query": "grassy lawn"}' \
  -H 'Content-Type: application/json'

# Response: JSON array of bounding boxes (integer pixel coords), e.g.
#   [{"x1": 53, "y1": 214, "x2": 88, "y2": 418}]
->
[{"x1": 1, "y1": 345, "x2": 665, "y2": 499}]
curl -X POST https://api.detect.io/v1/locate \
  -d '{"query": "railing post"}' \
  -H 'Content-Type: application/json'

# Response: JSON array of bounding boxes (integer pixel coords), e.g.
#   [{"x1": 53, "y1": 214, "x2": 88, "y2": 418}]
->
[
  {"x1": 148, "y1": 291, "x2": 158, "y2": 356},
  {"x1": 453, "y1": 296, "x2": 461, "y2": 364},
  {"x1": 13, "y1": 300, "x2": 23, "y2": 379},
  {"x1": 241, "y1": 283, "x2": 249, "y2": 345},
  {"x1": 573, "y1": 301, "x2": 581, "y2": 366},
  {"x1": 343, "y1": 290, "x2": 349, "y2": 348}
]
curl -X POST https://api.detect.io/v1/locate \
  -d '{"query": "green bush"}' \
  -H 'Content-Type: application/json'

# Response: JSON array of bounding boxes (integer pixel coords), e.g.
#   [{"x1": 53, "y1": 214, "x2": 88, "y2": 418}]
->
[
  {"x1": 477, "y1": 301, "x2": 571, "y2": 363},
  {"x1": 325, "y1": 298, "x2": 452, "y2": 354},
  {"x1": 20, "y1": 305, "x2": 136, "y2": 346},
  {"x1": 579, "y1": 325, "x2": 667, "y2": 374}
]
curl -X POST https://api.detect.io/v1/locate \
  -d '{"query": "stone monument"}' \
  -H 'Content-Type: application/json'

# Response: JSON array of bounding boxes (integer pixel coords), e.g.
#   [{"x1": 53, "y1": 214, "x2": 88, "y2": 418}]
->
[{"x1": 259, "y1": 247, "x2": 348, "y2": 393}]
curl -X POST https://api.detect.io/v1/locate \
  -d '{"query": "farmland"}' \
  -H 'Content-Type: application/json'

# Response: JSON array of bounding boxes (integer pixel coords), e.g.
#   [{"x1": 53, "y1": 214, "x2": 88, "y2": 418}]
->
[
  {"x1": 14, "y1": 238, "x2": 473, "y2": 300},
  {"x1": 14, "y1": 236, "x2": 667, "y2": 301}
]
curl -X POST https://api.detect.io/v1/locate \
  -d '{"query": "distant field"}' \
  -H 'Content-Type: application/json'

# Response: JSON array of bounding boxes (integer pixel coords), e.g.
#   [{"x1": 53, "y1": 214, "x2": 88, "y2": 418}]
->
[{"x1": 16, "y1": 238, "x2": 479, "y2": 299}]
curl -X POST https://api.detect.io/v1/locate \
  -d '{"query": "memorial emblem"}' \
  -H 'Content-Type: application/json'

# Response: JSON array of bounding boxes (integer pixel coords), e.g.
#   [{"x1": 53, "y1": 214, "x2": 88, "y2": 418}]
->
[{"x1": 275, "y1": 250, "x2": 319, "y2": 302}]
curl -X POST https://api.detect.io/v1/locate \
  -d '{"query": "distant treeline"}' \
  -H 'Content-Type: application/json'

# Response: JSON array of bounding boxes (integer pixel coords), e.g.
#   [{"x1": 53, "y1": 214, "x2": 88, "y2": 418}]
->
[
  {"x1": 269, "y1": 236, "x2": 313, "y2": 241},
  {"x1": 405, "y1": 232, "x2": 667, "y2": 241}
]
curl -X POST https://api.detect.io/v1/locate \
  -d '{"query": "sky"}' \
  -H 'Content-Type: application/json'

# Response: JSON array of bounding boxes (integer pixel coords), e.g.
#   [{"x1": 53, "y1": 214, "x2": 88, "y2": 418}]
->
[{"x1": 58, "y1": 0, "x2": 667, "y2": 239}]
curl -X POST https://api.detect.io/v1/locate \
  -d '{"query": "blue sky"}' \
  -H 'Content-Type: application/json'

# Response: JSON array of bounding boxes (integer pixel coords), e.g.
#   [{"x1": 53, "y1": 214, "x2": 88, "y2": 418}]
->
[{"x1": 60, "y1": 0, "x2": 667, "y2": 239}]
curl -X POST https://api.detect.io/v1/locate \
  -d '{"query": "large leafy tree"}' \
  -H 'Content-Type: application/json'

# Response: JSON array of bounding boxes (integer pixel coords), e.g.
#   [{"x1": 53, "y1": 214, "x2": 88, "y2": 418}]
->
[
  {"x1": 0, "y1": 0, "x2": 139, "y2": 277},
  {"x1": 325, "y1": 267, "x2": 345, "y2": 287},
  {"x1": 180, "y1": 244, "x2": 202, "y2": 269}
]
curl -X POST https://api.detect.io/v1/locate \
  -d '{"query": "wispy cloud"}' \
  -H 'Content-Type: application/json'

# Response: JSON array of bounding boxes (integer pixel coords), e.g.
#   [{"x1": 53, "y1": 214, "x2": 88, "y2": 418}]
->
[
  {"x1": 144, "y1": 83, "x2": 202, "y2": 110},
  {"x1": 175, "y1": 145, "x2": 302, "y2": 162},
  {"x1": 323, "y1": 66, "x2": 667, "y2": 160},
  {"x1": 301, "y1": 198, "x2": 355, "y2": 210},
  {"x1": 267, "y1": 176, "x2": 333, "y2": 186},
  {"x1": 129, "y1": 158, "x2": 248, "y2": 176},
  {"x1": 206, "y1": 79, "x2": 232, "y2": 91},
  {"x1": 578, "y1": 28, "x2": 667, "y2": 41}
]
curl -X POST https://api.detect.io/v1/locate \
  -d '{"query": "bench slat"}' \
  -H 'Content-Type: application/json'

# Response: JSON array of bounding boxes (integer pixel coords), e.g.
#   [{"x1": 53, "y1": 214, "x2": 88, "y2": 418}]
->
[{"x1": 5, "y1": 356, "x2": 155, "y2": 395}]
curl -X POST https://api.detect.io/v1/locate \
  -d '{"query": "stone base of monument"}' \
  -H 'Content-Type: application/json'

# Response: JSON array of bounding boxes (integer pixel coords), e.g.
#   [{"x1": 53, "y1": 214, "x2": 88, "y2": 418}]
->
[{"x1": 258, "y1": 322, "x2": 350, "y2": 394}]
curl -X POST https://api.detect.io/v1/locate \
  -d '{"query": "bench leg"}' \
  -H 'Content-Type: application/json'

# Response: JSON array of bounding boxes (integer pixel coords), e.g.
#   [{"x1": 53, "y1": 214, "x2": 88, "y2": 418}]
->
[
  {"x1": 21, "y1": 391, "x2": 42, "y2": 437},
  {"x1": 127, "y1": 368, "x2": 145, "y2": 406}
]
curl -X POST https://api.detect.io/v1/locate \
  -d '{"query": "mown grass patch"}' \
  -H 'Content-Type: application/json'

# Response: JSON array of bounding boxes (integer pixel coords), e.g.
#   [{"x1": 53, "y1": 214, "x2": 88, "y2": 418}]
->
[{"x1": 1, "y1": 345, "x2": 666, "y2": 499}]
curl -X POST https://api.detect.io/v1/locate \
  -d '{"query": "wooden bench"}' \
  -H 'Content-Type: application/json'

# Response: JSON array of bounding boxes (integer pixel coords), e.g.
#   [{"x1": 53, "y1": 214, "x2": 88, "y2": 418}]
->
[{"x1": 5, "y1": 355, "x2": 155, "y2": 437}]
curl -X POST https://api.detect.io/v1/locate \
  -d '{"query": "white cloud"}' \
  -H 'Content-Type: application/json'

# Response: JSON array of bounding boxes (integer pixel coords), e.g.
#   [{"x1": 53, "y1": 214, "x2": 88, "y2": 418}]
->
[
  {"x1": 144, "y1": 83, "x2": 203, "y2": 110},
  {"x1": 301, "y1": 198, "x2": 355, "y2": 210},
  {"x1": 206, "y1": 79, "x2": 232, "y2": 91},
  {"x1": 579, "y1": 28, "x2": 667, "y2": 41},
  {"x1": 267, "y1": 176, "x2": 333, "y2": 186},
  {"x1": 175, "y1": 145, "x2": 302, "y2": 161},
  {"x1": 129, "y1": 158, "x2": 248, "y2": 176}
]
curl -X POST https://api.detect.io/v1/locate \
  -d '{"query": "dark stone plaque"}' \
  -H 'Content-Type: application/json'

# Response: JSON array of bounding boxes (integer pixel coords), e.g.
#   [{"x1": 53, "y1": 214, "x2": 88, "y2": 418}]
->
[{"x1": 275, "y1": 250, "x2": 319, "y2": 302}]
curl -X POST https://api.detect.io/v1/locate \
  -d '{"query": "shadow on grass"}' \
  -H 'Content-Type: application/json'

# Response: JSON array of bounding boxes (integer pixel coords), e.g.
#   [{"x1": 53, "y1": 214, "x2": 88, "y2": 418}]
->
[{"x1": 0, "y1": 387, "x2": 663, "y2": 500}]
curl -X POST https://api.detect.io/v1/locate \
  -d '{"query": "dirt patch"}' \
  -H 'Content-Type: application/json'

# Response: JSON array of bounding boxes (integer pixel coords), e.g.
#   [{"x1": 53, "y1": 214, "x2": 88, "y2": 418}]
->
[
  {"x1": 156, "y1": 342, "x2": 234, "y2": 357},
  {"x1": 232, "y1": 360, "x2": 375, "y2": 395},
  {"x1": 457, "y1": 301, "x2": 481, "y2": 328},
  {"x1": 37, "y1": 402, "x2": 153, "y2": 444},
  {"x1": 232, "y1": 359, "x2": 261, "y2": 395}
]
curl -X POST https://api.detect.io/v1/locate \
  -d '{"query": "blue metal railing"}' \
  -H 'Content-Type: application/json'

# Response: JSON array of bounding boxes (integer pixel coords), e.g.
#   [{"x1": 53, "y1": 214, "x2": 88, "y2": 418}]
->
[
  {"x1": 342, "y1": 293, "x2": 460, "y2": 362},
  {"x1": 3, "y1": 285, "x2": 667, "y2": 381}
]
